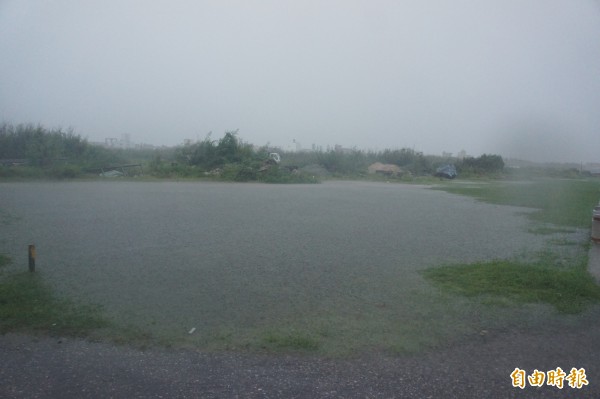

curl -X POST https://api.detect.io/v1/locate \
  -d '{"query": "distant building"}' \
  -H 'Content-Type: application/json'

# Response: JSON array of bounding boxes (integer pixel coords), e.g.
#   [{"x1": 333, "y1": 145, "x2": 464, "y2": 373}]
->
[
  {"x1": 105, "y1": 137, "x2": 118, "y2": 147},
  {"x1": 102, "y1": 136, "x2": 131, "y2": 148},
  {"x1": 583, "y1": 163, "x2": 600, "y2": 176},
  {"x1": 121, "y1": 133, "x2": 131, "y2": 148},
  {"x1": 334, "y1": 144, "x2": 354, "y2": 154},
  {"x1": 92, "y1": 135, "x2": 154, "y2": 149}
]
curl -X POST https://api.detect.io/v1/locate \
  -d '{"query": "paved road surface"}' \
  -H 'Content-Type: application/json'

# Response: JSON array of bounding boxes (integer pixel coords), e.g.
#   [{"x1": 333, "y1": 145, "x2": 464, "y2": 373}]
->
[{"x1": 1, "y1": 320, "x2": 599, "y2": 398}]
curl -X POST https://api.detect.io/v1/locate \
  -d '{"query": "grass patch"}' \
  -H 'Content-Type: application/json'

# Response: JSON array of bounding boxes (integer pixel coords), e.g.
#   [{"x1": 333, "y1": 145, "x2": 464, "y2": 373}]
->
[
  {"x1": 423, "y1": 259, "x2": 600, "y2": 314},
  {"x1": 527, "y1": 225, "x2": 576, "y2": 235},
  {"x1": 434, "y1": 179, "x2": 600, "y2": 228},
  {"x1": 0, "y1": 255, "x2": 109, "y2": 337},
  {"x1": 426, "y1": 179, "x2": 600, "y2": 314}
]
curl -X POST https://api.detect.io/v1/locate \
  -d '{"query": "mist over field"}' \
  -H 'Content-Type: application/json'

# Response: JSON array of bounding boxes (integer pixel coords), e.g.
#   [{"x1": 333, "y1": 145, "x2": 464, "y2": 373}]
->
[{"x1": 1, "y1": 1, "x2": 599, "y2": 163}]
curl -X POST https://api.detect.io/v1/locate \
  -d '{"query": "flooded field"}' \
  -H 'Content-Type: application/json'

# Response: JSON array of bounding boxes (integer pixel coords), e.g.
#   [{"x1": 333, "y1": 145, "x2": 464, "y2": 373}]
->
[{"x1": 0, "y1": 181, "x2": 580, "y2": 353}]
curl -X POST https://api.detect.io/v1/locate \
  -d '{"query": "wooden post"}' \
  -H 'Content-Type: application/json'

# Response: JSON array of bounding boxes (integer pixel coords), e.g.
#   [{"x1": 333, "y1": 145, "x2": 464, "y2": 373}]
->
[{"x1": 28, "y1": 244, "x2": 36, "y2": 272}]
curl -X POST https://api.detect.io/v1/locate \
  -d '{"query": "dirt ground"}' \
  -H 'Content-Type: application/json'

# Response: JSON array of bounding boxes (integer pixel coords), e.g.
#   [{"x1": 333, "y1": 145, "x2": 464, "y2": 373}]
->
[{"x1": 1, "y1": 319, "x2": 599, "y2": 399}]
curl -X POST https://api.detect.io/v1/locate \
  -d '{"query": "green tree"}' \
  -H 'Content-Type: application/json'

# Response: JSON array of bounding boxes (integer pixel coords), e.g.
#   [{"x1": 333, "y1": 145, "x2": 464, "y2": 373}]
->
[
  {"x1": 459, "y1": 154, "x2": 504, "y2": 174},
  {"x1": 217, "y1": 130, "x2": 241, "y2": 163}
]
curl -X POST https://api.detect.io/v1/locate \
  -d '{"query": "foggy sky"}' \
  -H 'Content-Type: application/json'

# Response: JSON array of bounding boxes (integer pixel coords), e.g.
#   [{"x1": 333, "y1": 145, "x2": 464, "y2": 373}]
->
[{"x1": 1, "y1": 1, "x2": 599, "y2": 162}]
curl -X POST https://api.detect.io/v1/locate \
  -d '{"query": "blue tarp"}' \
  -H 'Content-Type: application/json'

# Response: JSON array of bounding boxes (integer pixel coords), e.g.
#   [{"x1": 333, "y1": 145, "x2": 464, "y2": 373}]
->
[{"x1": 435, "y1": 164, "x2": 457, "y2": 179}]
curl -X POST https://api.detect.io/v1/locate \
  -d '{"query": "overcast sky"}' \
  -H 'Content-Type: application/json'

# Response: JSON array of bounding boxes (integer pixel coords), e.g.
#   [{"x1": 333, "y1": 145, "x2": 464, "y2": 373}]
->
[{"x1": 1, "y1": 1, "x2": 599, "y2": 162}]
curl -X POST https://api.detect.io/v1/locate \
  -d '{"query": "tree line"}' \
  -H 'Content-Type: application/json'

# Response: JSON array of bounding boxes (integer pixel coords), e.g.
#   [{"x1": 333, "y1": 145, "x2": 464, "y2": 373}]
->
[
  {"x1": 0, "y1": 123, "x2": 124, "y2": 177},
  {"x1": 1, "y1": 123, "x2": 506, "y2": 180}
]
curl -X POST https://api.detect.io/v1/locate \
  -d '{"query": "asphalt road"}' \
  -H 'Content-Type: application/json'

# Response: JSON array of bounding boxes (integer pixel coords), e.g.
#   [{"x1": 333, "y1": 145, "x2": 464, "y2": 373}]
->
[{"x1": 1, "y1": 320, "x2": 599, "y2": 398}]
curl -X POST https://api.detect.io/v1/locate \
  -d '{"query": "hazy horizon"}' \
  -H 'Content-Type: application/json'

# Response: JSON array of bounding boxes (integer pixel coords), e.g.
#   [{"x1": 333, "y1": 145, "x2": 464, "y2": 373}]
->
[{"x1": 1, "y1": 1, "x2": 599, "y2": 163}]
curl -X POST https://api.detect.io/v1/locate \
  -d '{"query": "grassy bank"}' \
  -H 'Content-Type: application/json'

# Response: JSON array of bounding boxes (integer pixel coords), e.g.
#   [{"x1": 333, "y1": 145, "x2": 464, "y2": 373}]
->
[
  {"x1": 423, "y1": 256, "x2": 600, "y2": 314},
  {"x1": 426, "y1": 178, "x2": 600, "y2": 314},
  {"x1": 0, "y1": 254, "x2": 109, "y2": 337},
  {"x1": 434, "y1": 178, "x2": 600, "y2": 228}
]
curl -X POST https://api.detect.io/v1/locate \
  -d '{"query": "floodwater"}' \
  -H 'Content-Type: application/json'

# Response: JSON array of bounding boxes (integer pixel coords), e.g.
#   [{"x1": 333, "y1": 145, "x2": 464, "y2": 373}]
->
[{"x1": 0, "y1": 181, "x2": 574, "y2": 352}]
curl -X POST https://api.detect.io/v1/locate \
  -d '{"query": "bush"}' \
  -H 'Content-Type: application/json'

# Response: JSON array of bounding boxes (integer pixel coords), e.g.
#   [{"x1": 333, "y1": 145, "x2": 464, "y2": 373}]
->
[
  {"x1": 458, "y1": 154, "x2": 504, "y2": 175},
  {"x1": 49, "y1": 164, "x2": 83, "y2": 179},
  {"x1": 314, "y1": 149, "x2": 370, "y2": 175},
  {"x1": 1, "y1": 123, "x2": 90, "y2": 166}
]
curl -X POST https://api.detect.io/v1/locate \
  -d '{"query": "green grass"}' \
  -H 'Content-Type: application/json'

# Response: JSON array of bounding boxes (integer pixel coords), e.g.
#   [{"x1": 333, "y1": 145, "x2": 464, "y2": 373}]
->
[
  {"x1": 434, "y1": 179, "x2": 600, "y2": 228},
  {"x1": 423, "y1": 259, "x2": 600, "y2": 314},
  {"x1": 527, "y1": 225, "x2": 576, "y2": 235},
  {"x1": 0, "y1": 255, "x2": 109, "y2": 336},
  {"x1": 426, "y1": 178, "x2": 600, "y2": 315}
]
